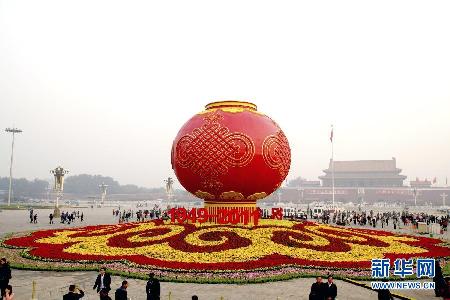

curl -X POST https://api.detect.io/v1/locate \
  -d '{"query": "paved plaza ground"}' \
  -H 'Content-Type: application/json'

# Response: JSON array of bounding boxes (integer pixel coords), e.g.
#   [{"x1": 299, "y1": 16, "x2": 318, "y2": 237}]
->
[
  {"x1": 0, "y1": 205, "x2": 446, "y2": 299},
  {"x1": 10, "y1": 270, "x2": 380, "y2": 300},
  {"x1": 0, "y1": 206, "x2": 118, "y2": 236}
]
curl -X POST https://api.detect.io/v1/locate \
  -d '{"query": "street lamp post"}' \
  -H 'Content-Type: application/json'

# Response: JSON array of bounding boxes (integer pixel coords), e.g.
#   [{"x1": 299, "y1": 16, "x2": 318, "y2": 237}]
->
[
  {"x1": 297, "y1": 186, "x2": 304, "y2": 206},
  {"x1": 5, "y1": 127, "x2": 22, "y2": 206},
  {"x1": 441, "y1": 192, "x2": 448, "y2": 207},
  {"x1": 99, "y1": 182, "x2": 108, "y2": 206},
  {"x1": 357, "y1": 188, "x2": 365, "y2": 211},
  {"x1": 46, "y1": 184, "x2": 52, "y2": 203},
  {"x1": 413, "y1": 188, "x2": 418, "y2": 207},
  {"x1": 50, "y1": 166, "x2": 69, "y2": 217},
  {"x1": 164, "y1": 177, "x2": 174, "y2": 208}
]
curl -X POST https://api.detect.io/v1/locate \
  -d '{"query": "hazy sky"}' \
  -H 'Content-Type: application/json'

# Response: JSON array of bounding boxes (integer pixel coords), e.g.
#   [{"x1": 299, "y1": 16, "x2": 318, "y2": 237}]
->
[{"x1": 0, "y1": 0, "x2": 449, "y2": 188}]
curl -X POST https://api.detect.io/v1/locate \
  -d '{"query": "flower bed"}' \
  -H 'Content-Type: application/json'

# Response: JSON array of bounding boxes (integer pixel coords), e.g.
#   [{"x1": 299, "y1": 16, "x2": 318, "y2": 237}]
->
[{"x1": 2, "y1": 220, "x2": 449, "y2": 283}]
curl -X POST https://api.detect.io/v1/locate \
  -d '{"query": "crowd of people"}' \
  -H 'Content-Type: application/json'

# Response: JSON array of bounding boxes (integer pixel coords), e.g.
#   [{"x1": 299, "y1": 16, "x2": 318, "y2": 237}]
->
[
  {"x1": 59, "y1": 269, "x2": 450, "y2": 300},
  {"x1": 28, "y1": 209, "x2": 38, "y2": 224},
  {"x1": 114, "y1": 206, "x2": 165, "y2": 224},
  {"x1": 317, "y1": 209, "x2": 449, "y2": 232},
  {"x1": 62, "y1": 268, "x2": 162, "y2": 300},
  {"x1": 108, "y1": 203, "x2": 450, "y2": 236},
  {"x1": 58, "y1": 211, "x2": 84, "y2": 224},
  {"x1": 27, "y1": 209, "x2": 85, "y2": 225}
]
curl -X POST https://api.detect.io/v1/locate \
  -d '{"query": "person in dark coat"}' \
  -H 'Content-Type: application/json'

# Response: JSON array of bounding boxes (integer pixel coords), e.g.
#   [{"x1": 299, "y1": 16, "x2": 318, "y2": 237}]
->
[
  {"x1": 99, "y1": 288, "x2": 112, "y2": 300},
  {"x1": 376, "y1": 278, "x2": 393, "y2": 300},
  {"x1": 146, "y1": 272, "x2": 160, "y2": 300},
  {"x1": 93, "y1": 268, "x2": 112, "y2": 293},
  {"x1": 433, "y1": 259, "x2": 446, "y2": 297},
  {"x1": 377, "y1": 288, "x2": 394, "y2": 300},
  {"x1": 114, "y1": 281, "x2": 128, "y2": 300},
  {"x1": 0, "y1": 258, "x2": 12, "y2": 297},
  {"x1": 442, "y1": 276, "x2": 450, "y2": 300},
  {"x1": 324, "y1": 275, "x2": 337, "y2": 300},
  {"x1": 63, "y1": 285, "x2": 84, "y2": 300},
  {"x1": 309, "y1": 276, "x2": 325, "y2": 300}
]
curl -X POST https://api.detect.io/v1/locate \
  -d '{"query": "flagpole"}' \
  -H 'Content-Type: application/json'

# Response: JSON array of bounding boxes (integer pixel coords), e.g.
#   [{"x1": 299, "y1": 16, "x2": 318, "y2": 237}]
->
[
  {"x1": 414, "y1": 188, "x2": 417, "y2": 206},
  {"x1": 331, "y1": 125, "x2": 335, "y2": 206}
]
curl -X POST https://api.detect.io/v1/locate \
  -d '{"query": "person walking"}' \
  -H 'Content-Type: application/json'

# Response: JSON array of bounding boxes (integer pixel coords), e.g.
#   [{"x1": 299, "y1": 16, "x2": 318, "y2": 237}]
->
[
  {"x1": 324, "y1": 275, "x2": 337, "y2": 300},
  {"x1": 114, "y1": 281, "x2": 128, "y2": 300},
  {"x1": 0, "y1": 258, "x2": 12, "y2": 297},
  {"x1": 2, "y1": 285, "x2": 14, "y2": 300},
  {"x1": 93, "y1": 267, "x2": 111, "y2": 293},
  {"x1": 146, "y1": 272, "x2": 160, "y2": 300},
  {"x1": 49, "y1": 213, "x2": 54, "y2": 224},
  {"x1": 63, "y1": 285, "x2": 84, "y2": 300}
]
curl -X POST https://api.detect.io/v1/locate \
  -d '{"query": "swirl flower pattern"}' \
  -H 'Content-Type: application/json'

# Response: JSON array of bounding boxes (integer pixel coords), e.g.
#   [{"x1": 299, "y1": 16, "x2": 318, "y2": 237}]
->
[{"x1": 4, "y1": 220, "x2": 449, "y2": 272}]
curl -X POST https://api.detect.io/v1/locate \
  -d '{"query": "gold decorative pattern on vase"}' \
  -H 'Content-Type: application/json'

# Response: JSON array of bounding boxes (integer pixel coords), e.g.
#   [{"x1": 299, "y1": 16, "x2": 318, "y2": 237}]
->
[
  {"x1": 219, "y1": 191, "x2": 245, "y2": 201},
  {"x1": 200, "y1": 179, "x2": 223, "y2": 192},
  {"x1": 176, "y1": 111, "x2": 255, "y2": 190},
  {"x1": 197, "y1": 101, "x2": 263, "y2": 115},
  {"x1": 262, "y1": 130, "x2": 291, "y2": 178},
  {"x1": 194, "y1": 190, "x2": 215, "y2": 200},
  {"x1": 246, "y1": 192, "x2": 268, "y2": 201},
  {"x1": 198, "y1": 107, "x2": 264, "y2": 115}
]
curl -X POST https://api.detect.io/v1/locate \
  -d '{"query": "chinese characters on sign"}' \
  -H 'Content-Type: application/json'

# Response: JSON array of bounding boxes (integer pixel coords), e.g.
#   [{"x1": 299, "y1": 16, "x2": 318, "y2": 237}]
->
[
  {"x1": 371, "y1": 258, "x2": 435, "y2": 279},
  {"x1": 168, "y1": 207, "x2": 285, "y2": 226}
]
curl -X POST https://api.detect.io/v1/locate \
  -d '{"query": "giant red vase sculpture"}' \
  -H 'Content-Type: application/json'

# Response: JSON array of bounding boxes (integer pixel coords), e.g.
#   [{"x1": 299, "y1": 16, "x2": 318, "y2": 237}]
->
[{"x1": 171, "y1": 101, "x2": 291, "y2": 223}]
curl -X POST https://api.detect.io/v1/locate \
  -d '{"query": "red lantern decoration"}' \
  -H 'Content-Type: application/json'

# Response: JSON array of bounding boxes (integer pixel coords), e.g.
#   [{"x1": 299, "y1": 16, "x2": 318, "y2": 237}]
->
[{"x1": 171, "y1": 101, "x2": 291, "y2": 221}]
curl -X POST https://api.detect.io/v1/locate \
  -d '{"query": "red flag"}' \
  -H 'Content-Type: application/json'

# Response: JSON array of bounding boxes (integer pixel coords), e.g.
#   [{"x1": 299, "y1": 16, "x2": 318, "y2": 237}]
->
[{"x1": 330, "y1": 126, "x2": 333, "y2": 142}]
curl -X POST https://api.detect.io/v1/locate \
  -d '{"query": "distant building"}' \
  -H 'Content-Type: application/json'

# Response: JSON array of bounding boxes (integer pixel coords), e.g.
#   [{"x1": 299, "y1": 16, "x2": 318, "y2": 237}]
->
[
  {"x1": 266, "y1": 186, "x2": 450, "y2": 206},
  {"x1": 410, "y1": 178, "x2": 432, "y2": 188},
  {"x1": 287, "y1": 177, "x2": 321, "y2": 187},
  {"x1": 319, "y1": 158, "x2": 406, "y2": 187}
]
